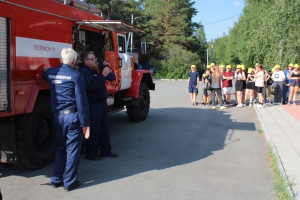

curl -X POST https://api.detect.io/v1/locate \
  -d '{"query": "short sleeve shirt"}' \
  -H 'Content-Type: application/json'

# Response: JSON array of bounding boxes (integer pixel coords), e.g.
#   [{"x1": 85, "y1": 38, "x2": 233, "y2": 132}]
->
[
  {"x1": 188, "y1": 71, "x2": 199, "y2": 86},
  {"x1": 271, "y1": 71, "x2": 285, "y2": 81},
  {"x1": 222, "y1": 71, "x2": 234, "y2": 87}
]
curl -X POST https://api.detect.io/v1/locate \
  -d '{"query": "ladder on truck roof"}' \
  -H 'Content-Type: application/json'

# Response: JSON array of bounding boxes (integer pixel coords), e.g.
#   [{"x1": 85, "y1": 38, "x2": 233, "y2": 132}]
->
[
  {"x1": 76, "y1": 20, "x2": 145, "y2": 33},
  {"x1": 54, "y1": 0, "x2": 102, "y2": 16}
]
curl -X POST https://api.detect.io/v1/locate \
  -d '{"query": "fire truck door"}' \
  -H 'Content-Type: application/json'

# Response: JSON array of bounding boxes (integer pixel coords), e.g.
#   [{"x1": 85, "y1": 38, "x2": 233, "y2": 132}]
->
[{"x1": 117, "y1": 34, "x2": 132, "y2": 90}]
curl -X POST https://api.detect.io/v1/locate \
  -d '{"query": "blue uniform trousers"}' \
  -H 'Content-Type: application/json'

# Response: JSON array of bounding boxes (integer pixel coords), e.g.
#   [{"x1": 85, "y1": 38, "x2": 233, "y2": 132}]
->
[
  {"x1": 85, "y1": 103, "x2": 112, "y2": 159},
  {"x1": 51, "y1": 112, "x2": 83, "y2": 188}
]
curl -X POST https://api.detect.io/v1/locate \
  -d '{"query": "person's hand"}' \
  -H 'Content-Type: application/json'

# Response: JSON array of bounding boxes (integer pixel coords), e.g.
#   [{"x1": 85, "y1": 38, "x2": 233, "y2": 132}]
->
[
  {"x1": 102, "y1": 67, "x2": 112, "y2": 77},
  {"x1": 196, "y1": 85, "x2": 199, "y2": 89},
  {"x1": 82, "y1": 127, "x2": 90, "y2": 139},
  {"x1": 103, "y1": 60, "x2": 110, "y2": 67}
]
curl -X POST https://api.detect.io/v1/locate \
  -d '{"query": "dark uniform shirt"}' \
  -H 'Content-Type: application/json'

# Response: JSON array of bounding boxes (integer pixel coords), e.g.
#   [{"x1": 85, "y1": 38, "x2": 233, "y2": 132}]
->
[
  {"x1": 42, "y1": 64, "x2": 90, "y2": 127},
  {"x1": 80, "y1": 65, "x2": 116, "y2": 104}
]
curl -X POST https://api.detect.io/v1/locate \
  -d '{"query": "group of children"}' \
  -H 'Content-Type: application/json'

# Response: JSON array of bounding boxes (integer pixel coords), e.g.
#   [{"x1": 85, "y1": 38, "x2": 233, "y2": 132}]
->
[{"x1": 188, "y1": 63, "x2": 300, "y2": 109}]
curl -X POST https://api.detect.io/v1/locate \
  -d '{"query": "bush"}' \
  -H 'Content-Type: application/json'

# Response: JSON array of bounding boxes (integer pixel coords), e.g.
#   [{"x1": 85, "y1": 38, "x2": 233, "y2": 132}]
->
[{"x1": 151, "y1": 44, "x2": 202, "y2": 79}]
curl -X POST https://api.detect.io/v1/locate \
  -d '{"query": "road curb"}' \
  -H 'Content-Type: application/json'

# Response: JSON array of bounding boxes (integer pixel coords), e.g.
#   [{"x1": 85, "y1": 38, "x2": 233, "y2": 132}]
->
[{"x1": 254, "y1": 106, "x2": 295, "y2": 199}]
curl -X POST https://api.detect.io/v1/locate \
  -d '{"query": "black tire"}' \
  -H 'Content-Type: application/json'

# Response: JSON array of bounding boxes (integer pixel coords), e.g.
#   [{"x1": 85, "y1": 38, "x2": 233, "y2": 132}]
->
[
  {"x1": 126, "y1": 83, "x2": 150, "y2": 122},
  {"x1": 15, "y1": 96, "x2": 58, "y2": 169}
]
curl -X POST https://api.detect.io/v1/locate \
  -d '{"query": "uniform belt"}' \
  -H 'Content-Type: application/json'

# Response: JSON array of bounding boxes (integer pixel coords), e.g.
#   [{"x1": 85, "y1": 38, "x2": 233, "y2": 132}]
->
[{"x1": 59, "y1": 108, "x2": 77, "y2": 115}]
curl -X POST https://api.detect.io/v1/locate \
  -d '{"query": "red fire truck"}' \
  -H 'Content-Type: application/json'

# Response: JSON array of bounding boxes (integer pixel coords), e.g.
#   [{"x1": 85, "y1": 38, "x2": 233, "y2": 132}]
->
[{"x1": 0, "y1": 0, "x2": 155, "y2": 168}]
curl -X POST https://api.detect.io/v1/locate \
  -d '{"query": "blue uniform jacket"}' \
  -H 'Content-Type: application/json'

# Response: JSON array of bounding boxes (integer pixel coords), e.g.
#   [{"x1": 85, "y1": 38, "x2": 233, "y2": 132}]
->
[
  {"x1": 42, "y1": 64, "x2": 90, "y2": 127},
  {"x1": 80, "y1": 65, "x2": 116, "y2": 104}
]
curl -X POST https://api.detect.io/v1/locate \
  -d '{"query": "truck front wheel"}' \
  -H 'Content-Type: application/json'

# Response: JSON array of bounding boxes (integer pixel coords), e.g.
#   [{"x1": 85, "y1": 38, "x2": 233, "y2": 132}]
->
[
  {"x1": 126, "y1": 83, "x2": 150, "y2": 122},
  {"x1": 15, "y1": 96, "x2": 58, "y2": 168}
]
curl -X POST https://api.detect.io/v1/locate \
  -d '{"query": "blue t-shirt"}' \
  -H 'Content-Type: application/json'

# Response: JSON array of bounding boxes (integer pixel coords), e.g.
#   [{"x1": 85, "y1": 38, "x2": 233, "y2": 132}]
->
[
  {"x1": 284, "y1": 70, "x2": 291, "y2": 84},
  {"x1": 188, "y1": 71, "x2": 199, "y2": 86}
]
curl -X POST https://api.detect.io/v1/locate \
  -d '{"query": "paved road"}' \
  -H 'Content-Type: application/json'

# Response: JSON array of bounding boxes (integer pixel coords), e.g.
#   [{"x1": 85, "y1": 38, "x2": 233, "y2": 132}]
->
[{"x1": 0, "y1": 80, "x2": 275, "y2": 200}]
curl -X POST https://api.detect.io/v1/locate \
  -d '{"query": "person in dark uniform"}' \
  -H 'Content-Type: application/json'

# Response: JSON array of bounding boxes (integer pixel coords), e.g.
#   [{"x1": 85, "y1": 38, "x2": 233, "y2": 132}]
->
[
  {"x1": 80, "y1": 51, "x2": 118, "y2": 160},
  {"x1": 43, "y1": 48, "x2": 90, "y2": 191}
]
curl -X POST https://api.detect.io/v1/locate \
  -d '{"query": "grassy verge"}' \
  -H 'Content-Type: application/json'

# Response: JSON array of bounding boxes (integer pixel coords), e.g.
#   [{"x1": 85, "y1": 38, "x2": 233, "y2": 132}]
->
[{"x1": 267, "y1": 143, "x2": 292, "y2": 200}]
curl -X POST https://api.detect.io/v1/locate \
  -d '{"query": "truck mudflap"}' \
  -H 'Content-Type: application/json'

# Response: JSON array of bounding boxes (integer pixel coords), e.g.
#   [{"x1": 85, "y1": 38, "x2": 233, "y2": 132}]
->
[{"x1": 0, "y1": 116, "x2": 17, "y2": 164}]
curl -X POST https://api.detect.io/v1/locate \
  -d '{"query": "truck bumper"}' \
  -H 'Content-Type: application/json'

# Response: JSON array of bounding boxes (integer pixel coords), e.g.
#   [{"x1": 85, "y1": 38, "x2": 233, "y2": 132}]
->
[{"x1": 0, "y1": 116, "x2": 17, "y2": 164}]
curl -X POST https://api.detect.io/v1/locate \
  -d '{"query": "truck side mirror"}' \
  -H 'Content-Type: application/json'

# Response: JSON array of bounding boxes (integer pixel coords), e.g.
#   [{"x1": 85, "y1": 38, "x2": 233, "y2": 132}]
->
[{"x1": 141, "y1": 42, "x2": 146, "y2": 54}]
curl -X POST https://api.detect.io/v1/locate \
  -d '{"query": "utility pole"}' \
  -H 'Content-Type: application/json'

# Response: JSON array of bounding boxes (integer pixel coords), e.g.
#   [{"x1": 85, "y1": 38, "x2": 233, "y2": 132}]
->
[
  {"x1": 130, "y1": 14, "x2": 133, "y2": 53},
  {"x1": 206, "y1": 48, "x2": 208, "y2": 66}
]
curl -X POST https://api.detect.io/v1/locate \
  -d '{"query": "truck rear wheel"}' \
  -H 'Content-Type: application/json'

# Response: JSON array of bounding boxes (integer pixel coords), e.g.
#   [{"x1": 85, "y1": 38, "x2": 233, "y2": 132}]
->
[
  {"x1": 126, "y1": 83, "x2": 150, "y2": 122},
  {"x1": 15, "y1": 96, "x2": 58, "y2": 168}
]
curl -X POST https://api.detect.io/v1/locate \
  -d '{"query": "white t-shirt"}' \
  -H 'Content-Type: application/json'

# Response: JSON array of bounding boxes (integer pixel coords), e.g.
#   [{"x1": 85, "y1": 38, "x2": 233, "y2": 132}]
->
[
  {"x1": 255, "y1": 70, "x2": 265, "y2": 87},
  {"x1": 271, "y1": 71, "x2": 285, "y2": 81}
]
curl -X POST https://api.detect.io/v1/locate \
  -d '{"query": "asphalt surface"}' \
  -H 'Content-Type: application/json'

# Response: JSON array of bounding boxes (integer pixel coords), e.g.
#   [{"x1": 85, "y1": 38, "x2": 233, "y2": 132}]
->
[{"x1": 0, "y1": 80, "x2": 275, "y2": 200}]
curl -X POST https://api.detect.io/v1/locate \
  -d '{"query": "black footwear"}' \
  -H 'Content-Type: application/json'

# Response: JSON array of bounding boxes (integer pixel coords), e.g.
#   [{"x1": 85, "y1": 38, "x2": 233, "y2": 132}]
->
[
  {"x1": 50, "y1": 182, "x2": 63, "y2": 188},
  {"x1": 64, "y1": 181, "x2": 81, "y2": 191},
  {"x1": 101, "y1": 152, "x2": 118, "y2": 157},
  {"x1": 85, "y1": 156, "x2": 102, "y2": 161}
]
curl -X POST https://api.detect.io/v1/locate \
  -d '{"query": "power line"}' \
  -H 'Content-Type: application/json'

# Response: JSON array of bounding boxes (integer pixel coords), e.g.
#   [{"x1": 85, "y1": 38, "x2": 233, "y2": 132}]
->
[{"x1": 203, "y1": 14, "x2": 241, "y2": 26}]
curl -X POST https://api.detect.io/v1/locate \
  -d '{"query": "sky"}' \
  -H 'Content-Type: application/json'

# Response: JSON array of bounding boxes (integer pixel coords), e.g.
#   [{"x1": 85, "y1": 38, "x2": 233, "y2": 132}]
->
[{"x1": 192, "y1": 0, "x2": 245, "y2": 41}]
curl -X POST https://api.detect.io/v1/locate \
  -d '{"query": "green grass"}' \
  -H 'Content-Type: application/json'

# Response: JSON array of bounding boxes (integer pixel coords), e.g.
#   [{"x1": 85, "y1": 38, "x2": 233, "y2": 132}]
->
[{"x1": 267, "y1": 143, "x2": 292, "y2": 200}]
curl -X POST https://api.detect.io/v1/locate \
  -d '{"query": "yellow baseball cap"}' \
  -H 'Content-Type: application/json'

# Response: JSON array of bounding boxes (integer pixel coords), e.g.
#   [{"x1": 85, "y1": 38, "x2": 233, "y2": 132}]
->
[
  {"x1": 210, "y1": 63, "x2": 215, "y2": 66},
  {"x1": 275, "y1": 65, "x2": 281, "y2": 69},
  {"x1": 271, "y1": 67, "x2": 276, "y2": 72},
  {"x1": 255, "y1": 63, "x2": 259, "y2": 67},
  {"x1": 236, "y1": 65, "x2": 241, "y2": 69},
  {"x1": 247, "y1": 68, "x2": 253, "y2": 73},
  {"x1": 241, "y1": 65, "x2": 246, "y2": 70},
  {"x1": 294, "y1": 64, "x2": 299, "y2": 68},
  {"x1": 191, "y1": 65, "x2": 196, "y2": 69},
  {"x1": 219, "y1": 64, "x2": 225, "y2": 68},
  {"x1": 207, "y1": 65, "x2": 211, "y2": 69},
  {"x1": 226, "y1": 65, "x2": 232, "y2": 69},
  {"x1": 289, "y1": 63, "x2": 294, "y2": 67}
]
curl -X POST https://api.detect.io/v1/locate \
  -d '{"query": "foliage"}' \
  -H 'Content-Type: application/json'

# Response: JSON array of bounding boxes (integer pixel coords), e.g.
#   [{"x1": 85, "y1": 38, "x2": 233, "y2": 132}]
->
[
  {"x1": 154, "y1": 44, "x2": 201, "y2": 79},
  {"x1": 212, "y1": 0, "x2": 300, "y2": 71},
  {"x1": 87, "y1": 0, "x2": 206, "y2": 79}
]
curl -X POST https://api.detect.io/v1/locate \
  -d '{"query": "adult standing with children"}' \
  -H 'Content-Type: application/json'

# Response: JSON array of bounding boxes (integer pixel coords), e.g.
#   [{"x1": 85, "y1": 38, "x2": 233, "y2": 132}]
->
[{"x1": 271, "y1": 65, "x2": 285, "y2": 104}]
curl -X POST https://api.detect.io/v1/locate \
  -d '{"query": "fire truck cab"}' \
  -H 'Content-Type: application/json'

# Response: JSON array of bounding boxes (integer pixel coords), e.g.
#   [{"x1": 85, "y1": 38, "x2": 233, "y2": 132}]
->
[{"x1": 0, "y1": 0, "x2": 155, "y2": 168}]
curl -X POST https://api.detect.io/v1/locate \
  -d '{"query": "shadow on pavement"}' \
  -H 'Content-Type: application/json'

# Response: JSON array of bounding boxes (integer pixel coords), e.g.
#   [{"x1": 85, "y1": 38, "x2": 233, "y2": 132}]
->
[{"x1": 0, "y1": 107, "x2": 256, "y2": 190}]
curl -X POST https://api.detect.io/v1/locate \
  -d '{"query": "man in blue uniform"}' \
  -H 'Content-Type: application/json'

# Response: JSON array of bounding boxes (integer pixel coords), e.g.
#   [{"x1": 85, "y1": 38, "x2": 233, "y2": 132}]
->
[
  {"x1": 80, "y1": 51, "x2": 118, "y2": 160},
  {"x1": 43, "y1": 48, "x2": 90, "y2": 191}
]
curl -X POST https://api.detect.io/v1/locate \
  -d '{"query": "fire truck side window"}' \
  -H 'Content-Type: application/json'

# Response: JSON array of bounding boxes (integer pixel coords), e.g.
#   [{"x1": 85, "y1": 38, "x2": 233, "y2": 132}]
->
[
  {"x1": 118, "y1": 35, "x2": 126, "y2": 53},
  {"x1": 74, "y1": 29, "x2": 105, "y2": 62},
  {"x1": 106, "y1": 33, "x2": 113, "y2": 51}
]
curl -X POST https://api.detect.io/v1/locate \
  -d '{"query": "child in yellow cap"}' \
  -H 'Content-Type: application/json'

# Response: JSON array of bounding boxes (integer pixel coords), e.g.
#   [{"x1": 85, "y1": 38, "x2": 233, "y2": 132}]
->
[
  {"x1": 287, "y1": 64, "x2": 299, "y2": 106},
  {"x1": 201, "y1": 68, "x2": 212, "y2": 105},
  {"x1": 244, "y1": 68, "x2": 255, "y2": 106},
  {"x1": 188, "y1": 65, "x2": 200, "y2": 106},
  {"x1": 283, "y1": 63, "x2": 294, "y2": 104}
]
